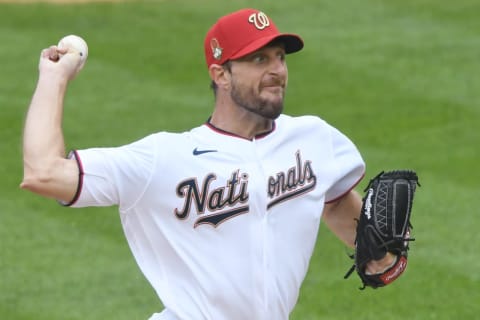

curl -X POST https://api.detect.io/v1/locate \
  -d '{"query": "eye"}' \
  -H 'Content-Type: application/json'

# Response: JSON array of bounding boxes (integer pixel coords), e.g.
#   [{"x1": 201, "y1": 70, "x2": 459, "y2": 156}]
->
[{"x1": 252, "y1": 54, "x2": 267, "y2": 64}]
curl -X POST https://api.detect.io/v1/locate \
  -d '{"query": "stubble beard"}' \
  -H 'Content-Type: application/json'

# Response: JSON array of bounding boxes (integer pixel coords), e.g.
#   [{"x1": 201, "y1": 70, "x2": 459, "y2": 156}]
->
[{"x1": 230, "y1": 81, "x2": 284, "y2": 120}]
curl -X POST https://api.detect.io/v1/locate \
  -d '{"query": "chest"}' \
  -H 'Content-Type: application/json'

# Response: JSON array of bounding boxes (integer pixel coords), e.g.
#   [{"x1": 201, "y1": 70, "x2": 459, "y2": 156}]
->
[{"x1": 147, "y1": 136, "x2": 335, "y2": 229}]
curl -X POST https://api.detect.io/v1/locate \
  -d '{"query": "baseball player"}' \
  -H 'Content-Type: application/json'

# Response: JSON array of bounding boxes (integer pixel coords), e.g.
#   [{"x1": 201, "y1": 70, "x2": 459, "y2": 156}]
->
[{"x1": 22, "y1": 8, "x2": 397, "y2": 320}]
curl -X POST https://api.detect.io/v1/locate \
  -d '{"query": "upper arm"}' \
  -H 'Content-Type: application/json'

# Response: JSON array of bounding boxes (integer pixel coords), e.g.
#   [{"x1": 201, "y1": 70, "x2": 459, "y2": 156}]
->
[{"x1": 21, "y1": 156, "x2": 80, "y2": 204}]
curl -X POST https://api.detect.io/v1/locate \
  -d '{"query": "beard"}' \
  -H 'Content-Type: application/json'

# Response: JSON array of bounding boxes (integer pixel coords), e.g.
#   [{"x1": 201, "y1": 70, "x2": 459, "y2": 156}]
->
[{"x1": 230, "y1": 79, "x2": 285, "y2": 120}]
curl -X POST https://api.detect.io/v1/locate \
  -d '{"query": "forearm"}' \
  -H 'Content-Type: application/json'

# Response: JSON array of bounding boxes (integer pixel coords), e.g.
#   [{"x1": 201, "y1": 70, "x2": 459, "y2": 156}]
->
[
  {"x1": 21, "y1": 45, "x2": 83, "y2": 202},
  {"x1": 322, "y1": 190, "x2": 362, "y2": 248},
  {"x1": 21, "y1": 71, "x2": 78, "y2": 202},
  {"x1": 22, "y1": 73, "x2": 68, "y2": 179}
]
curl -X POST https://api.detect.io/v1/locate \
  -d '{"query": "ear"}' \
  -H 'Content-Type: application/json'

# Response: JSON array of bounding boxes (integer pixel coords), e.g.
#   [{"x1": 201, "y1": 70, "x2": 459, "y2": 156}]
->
[{"x1": 208, "y1": 63, "x2": 230, "y2": 91}]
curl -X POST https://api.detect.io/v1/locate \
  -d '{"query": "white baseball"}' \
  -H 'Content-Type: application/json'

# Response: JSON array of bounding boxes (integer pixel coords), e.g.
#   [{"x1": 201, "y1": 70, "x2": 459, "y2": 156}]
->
[{"x1": 57, "y1": 34, "x2": 88, "y2": 70}]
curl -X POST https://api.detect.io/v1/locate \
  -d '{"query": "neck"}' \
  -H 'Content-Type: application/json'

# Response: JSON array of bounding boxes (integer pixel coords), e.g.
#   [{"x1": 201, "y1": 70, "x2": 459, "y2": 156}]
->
[{"x1": 209, "y1": 104, "x2": 274, "y2": 140}]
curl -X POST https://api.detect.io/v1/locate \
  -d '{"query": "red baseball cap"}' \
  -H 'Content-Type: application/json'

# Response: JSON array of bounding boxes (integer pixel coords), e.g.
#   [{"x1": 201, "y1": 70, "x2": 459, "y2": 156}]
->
[{"x1": 204, "y1": 8, "x2": 304, "y2": 68}]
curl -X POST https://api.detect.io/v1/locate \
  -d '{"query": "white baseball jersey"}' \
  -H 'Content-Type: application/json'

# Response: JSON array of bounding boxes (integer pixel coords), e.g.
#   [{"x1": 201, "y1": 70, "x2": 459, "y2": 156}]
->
[{"x1": 68, "y1": 114, "x2": 365, "y2": 320}]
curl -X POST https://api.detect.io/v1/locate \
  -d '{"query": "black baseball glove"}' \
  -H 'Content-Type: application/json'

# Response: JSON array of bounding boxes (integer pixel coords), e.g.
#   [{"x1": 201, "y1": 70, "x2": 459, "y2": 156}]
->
[{"x1": 344, "y1": 170, "x2": 419, "y2": 289}]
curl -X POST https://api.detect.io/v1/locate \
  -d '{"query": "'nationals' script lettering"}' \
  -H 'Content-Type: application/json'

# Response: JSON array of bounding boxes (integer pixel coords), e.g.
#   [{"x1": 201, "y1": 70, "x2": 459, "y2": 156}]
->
[
  {"x1": 174, "y1": 170, "x2": 249, "y2": 227},
  {"x1": 266, "y1": 150, "x2": 316, "y2": 209}
]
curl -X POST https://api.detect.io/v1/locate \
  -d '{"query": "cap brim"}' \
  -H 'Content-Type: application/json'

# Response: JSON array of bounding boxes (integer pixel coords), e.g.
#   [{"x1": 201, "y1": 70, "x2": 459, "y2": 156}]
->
[{"x1": 230, "y1": 33, "x2": 304, "y2": 61}]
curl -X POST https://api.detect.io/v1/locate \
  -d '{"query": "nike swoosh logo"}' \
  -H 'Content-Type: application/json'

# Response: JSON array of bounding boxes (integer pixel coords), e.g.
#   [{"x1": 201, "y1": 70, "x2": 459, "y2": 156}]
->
[{"x1": 193, "y1": 147, "x2": 218, "y2": 156}]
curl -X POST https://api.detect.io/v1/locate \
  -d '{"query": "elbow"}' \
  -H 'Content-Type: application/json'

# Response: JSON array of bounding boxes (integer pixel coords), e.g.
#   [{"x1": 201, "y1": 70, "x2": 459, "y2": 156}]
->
[
  {"x1": 20, "y1": 157, "x2": 79, "y2": 203},
  {"x1": 20, "y1": 161, "x2": 55, "y2": 194},
  {"x1": 20, "y1": 170, "x2": 52, "y2": 194}
]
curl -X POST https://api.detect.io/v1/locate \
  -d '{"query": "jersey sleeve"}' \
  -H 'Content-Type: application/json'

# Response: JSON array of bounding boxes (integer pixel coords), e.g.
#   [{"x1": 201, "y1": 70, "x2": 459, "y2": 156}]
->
[
  {"x1": 324, "y1": 125, "x2": 365, "y2": 203},
  {"x1": 66, "y1": 134, "x2": 158, "y2": 211}
]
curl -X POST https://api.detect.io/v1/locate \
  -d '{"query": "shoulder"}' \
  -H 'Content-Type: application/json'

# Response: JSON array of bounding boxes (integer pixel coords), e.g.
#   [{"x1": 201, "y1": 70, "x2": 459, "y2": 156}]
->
[
  {"x1": 76, "y1": 130, "x2": 195, "y2": 169},
  {"x1": 275, "y1": 114, "x2": 336, "y2": 136},
  {"x1": 127, "y1": 126, "x2": 209, "y2": 161},
  {"x1": 276, "y1": 114, "x2": 336, "y2": 131},
  {"x1": 127, "y1": 128, "x2": 198, "y2": 150},
  {"x1": 277, "y1": 114, "x2": 327, "y2": 126}
]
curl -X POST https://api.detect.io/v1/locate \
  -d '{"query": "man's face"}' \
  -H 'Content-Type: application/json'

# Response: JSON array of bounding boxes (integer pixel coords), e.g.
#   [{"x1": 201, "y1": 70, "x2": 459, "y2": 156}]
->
[{"x1": 228, "y1": 43, "x2": 288, "y2": 120}]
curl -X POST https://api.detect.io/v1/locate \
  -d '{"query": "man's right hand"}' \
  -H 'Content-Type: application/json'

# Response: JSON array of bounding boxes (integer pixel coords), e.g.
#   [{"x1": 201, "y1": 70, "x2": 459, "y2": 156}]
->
[{"x1": 38, "y1": 45, "x2": 83, "y2": 81}]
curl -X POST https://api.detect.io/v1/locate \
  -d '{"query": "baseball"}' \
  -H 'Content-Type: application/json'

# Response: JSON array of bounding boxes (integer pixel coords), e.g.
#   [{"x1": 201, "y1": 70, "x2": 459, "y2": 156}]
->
[{"x1": 57, "y1": 34, "x2": 88, "y2": 70}]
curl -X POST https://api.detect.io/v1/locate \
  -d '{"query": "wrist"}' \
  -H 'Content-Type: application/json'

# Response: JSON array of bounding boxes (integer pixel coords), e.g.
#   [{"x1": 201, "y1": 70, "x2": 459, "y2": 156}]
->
[
  {"x1": 365, "y1": 252, "x2": 397, "y2": 275},
  {"x1": 38, "y1": 69, "x2": 70, "y2": 85}
]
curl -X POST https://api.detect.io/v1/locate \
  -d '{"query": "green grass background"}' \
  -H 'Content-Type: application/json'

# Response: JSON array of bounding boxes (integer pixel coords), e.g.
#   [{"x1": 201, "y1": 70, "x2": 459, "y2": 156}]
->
[{"x1": 1, "y1": 0, "x2": 479, "y2": 319}]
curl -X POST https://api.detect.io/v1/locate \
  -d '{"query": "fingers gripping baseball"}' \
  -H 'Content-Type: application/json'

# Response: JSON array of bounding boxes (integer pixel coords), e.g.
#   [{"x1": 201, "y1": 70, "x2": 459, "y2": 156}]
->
[{"x1": 39, "y1": 35, "x2": 88, "y2": 80}]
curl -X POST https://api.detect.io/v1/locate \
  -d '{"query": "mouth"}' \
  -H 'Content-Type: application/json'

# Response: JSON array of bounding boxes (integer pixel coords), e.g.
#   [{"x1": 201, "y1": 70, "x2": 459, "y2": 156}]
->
[
  {"x1": 262, "y1": 81, "x2": 284, "y2": 88},
  {"x1": 261, "y1": 85, "x2": 284, "y2": 95},
  {"x1": 261, "y1": 81, "x2": 285, "y2": 90}
]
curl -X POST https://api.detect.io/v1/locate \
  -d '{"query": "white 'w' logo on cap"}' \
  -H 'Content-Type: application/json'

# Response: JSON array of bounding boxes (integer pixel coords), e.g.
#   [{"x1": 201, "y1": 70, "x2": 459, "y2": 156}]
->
[{"x1": 248, "y1": 12, "x2": 270, "y2": 30}]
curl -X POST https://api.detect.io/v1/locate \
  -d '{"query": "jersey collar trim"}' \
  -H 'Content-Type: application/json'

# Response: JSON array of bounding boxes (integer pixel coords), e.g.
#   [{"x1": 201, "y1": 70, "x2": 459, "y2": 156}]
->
[{"x1": 205, "y1": 117, "x2": 276, "y2": 141}]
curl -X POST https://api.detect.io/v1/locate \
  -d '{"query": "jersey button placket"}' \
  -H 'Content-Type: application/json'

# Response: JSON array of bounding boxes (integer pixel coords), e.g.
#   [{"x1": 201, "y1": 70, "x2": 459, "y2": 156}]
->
[{"x1": 250, "y1": 138, "x2": 270, "y2": 318}]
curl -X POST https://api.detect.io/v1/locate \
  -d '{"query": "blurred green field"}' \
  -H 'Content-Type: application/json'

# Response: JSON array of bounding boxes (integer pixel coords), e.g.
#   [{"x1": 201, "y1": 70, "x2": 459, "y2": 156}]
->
[{"x1": 1, "y1": 0, "x2": 479, "y2": 319}]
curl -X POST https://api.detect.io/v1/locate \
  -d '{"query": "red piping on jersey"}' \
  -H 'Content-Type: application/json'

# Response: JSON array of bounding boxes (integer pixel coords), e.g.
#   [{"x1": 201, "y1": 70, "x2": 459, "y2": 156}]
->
[
  {"x1": 205, "y1": 117, "x2": 276, "y2": 141},
  {"x1": 63, "y1": 150, "x2": 84, "y2": 207},
  {"x1": 324, "y1": 172, "x2": 365, "y2": 204}
]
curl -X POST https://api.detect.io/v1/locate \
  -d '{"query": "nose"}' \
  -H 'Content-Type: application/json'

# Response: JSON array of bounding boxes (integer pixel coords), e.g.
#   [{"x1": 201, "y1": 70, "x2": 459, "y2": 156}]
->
[{"x1": 269, "y1": 57, "x2": 287, "y2": 78}]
